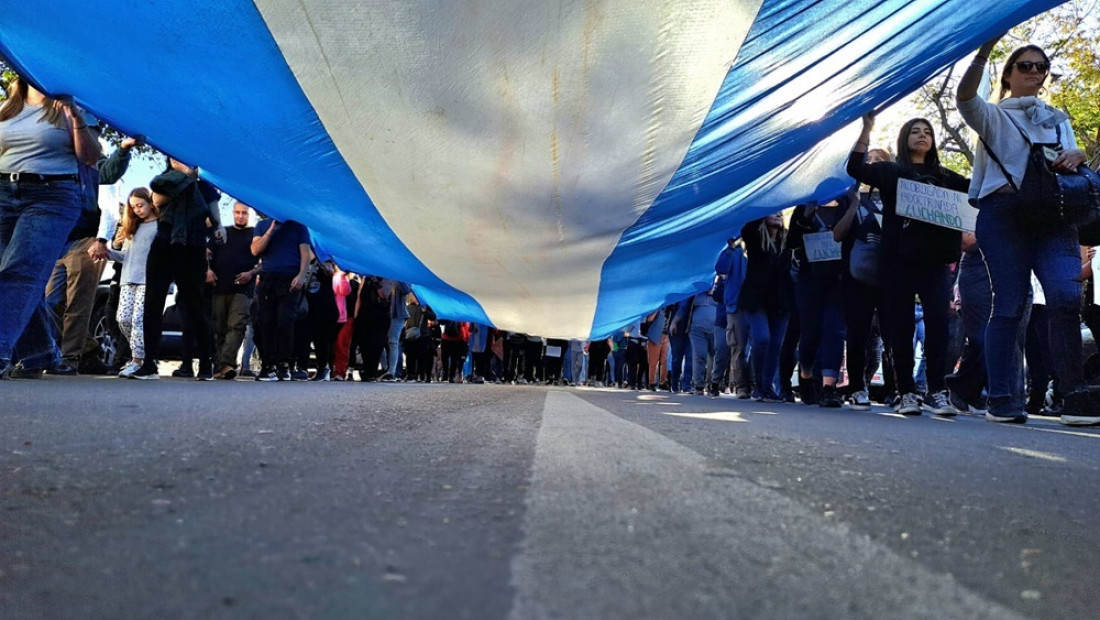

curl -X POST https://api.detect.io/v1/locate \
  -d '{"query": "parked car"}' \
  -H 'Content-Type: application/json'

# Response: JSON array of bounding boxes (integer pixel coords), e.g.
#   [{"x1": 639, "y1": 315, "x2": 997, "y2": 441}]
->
[{"x1": 88, "y1": 264, "x2": 185, "y2": 370}]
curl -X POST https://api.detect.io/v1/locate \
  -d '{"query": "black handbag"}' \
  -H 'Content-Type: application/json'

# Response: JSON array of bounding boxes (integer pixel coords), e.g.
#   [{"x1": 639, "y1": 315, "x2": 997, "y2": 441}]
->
[
  {"x1": 981, "y1": 115, "x2": 1100, "y2": 232},
  {"x1": 849, "y1": 197, "x2": 882, "y2": 286}
]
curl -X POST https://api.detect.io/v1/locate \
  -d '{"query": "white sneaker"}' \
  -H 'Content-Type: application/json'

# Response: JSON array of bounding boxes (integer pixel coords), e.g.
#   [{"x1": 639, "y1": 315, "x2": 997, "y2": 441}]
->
[
  {"x1": 117, "y1": 361, "x2": 141, "y2": 378},
  {"x1": 849, "y1": 390, "x2": 871, "y2": 411}
]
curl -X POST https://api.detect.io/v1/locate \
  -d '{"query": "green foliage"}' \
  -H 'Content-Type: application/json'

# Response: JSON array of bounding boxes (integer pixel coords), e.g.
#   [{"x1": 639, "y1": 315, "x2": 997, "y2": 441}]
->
[{"x1": 902, "y1": 0, "x2": 1100, "y2": 175}]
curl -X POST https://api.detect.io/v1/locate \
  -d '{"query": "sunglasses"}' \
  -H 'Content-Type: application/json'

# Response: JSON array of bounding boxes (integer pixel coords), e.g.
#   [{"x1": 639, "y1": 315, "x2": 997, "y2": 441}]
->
[{"x1": 1014, "y1": 61, "x2": 1050, "y2": 74}]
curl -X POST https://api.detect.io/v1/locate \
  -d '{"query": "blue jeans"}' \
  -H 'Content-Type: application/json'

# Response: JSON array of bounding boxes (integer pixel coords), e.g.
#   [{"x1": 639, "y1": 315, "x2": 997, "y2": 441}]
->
[
  {"x1": 726, "y1": 311, "x2": 751, "y2": 391},
  {"x1": 794, "y1": 269, "x2": 846, "y2": 379},
  {"x1": 667, "y1": 332, "x2": 692, "y2": 391},
  {"x1": 384, "y1": 318, "x2": 404, "y2": 375},
  {"x1": 745, "y1": 308, "x2": 789, "y2": 397},
  {"x1": 0, "y1": 180, "x2": 82, "y2": 362},
  {"x1": 977, "y1": 194, "x2": 1083, "y2": 404},
  {"x1": 689, "y1": 322, "x2": 729, "y2": 390},
  {"x1": 949, "y1": 251, "x2": 992, "y2": 402}
]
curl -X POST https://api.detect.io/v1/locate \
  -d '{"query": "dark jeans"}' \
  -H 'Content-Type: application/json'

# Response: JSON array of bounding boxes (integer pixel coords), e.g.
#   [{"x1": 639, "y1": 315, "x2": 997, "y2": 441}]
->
[
  {"x1": 880, "y1": 260, "x2": 951, "y2": 394},
  {"x1": 779, "y1": 310, "x2": 800, "y2": 392},
  {"x1": 588, "y1": 340, "x2": 610, "y2": 383},
  {"x1": 353, "y1": 314, "x2": 390, "y2": 377},
  {"x1": 842, "y1": 275, "x2": 882, "y2": 393},
  {"x1": 795, "y1": 269, "x2": 846, "y2": 380},
  {"x1": 255, "y1": 273, "x2": 303, "y2": 368},
  {"x1": 977, "y1": 195, "x2": 1083, "y2": 402},
  {"x1": 523, "y1": 340, "x2": 543, "y2": 382},
  {"x1": 0, "y1": 180, "x2": 82, "y2": 363},
  {"x1": 442, "y1": 339, "x2": 467, "y2": 381},
  {"x1": 142, "y1": 240, "x2": 212, "y2": 369},
  {"x1": 667, "y1": 332, "x2": 692, "y2": 392},
  {"x1": 949, "y1": 250, "x2": 992, "y2": 403},
  {"x1": 745, "y1": 308, "x2": 789, "y2": 397}
]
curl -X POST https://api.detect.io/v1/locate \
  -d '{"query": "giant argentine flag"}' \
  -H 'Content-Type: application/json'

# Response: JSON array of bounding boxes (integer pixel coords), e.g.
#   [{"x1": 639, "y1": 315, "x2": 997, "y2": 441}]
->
[{"x1": 0, "y1": 1, "x2": 1061, "y2": 338}]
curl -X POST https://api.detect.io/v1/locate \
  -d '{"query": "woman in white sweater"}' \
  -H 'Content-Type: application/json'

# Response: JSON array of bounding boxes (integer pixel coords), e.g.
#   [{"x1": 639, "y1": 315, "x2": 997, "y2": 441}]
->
[{"x1": 957, "y1": 36, "x2": 1096, "y2": 426}]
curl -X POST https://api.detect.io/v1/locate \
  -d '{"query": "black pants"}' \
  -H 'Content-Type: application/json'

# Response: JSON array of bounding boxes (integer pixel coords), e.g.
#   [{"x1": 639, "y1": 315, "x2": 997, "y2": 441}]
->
[
  {"x1": 842, "y1": 275, "x2": 883, "y2": 393},
  {"x1": 779, "y1": 310, "x2": 800, "y2": 392},
  {"x1": 353, "y1": 315, "x2": 390, "y2": 378},
  {"x1": 523, "y1": 340, "x2": 543, "y2": 382},
  {"x1": 626, "y1": 339, "x2": 647, "y2": 388},
  {"x1": 881, "y1": 261, "x2": 951, "y2": 394},
  {"x1": 588, "y1": 340, "x2": 610, "y2": 383},
  {"x1": 142, "y1": 240, "x2": 212, "y2": 369},
  {"x1": 441, "y1": 339, "x2": 467, "y2": 382},
  {"x1": 503, "y1": 340, "x2": 524, "y2": 382},
  {"x1": 256, "y1": 273, "x2": 303, "y2": 369}
]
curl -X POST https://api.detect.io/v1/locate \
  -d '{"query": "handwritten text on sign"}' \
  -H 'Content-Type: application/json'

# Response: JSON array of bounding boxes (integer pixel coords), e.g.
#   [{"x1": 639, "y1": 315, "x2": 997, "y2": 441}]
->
[
  {"x1": 896, "y1": 178, "x2": 977, "y2": 232},
  {"x1": 803, "y1": 231, "x2": 842, "y2": 262}
]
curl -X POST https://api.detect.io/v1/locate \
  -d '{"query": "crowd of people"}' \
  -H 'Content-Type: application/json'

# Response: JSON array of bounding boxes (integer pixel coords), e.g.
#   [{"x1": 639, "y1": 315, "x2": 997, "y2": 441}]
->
[{"x1": 1, "y1": 37, "x2": 1098, "y2": 427}]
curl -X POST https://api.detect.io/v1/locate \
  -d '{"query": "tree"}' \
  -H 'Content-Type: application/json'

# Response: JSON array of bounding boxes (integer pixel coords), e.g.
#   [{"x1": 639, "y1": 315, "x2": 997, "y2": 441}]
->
[{"x1": 898, "y1": 0, "x2": 1100, "y2": 174}]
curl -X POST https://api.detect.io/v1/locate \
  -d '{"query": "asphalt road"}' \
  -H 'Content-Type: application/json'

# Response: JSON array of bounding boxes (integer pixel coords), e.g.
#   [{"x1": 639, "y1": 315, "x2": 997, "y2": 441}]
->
[{"x1": 2, "y1": 378, "x2": 1098, "y2": 619}]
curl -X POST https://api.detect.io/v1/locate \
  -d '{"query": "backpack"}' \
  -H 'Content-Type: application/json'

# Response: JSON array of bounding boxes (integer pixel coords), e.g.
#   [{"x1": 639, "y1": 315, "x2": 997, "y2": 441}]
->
[{"x1": 849, "y1": 194, "x2": 883, "y2": 286}]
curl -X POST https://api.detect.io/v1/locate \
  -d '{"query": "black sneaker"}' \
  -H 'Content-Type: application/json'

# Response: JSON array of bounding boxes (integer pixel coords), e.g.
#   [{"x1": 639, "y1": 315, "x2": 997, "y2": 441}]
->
[
  {"x1": 1061, "y1": 390, "x2": 1100, "y2": 426},
  {"x1": 799, "y1": 379, "x2": 818, "y2": 405},
  {"x1": 818, "y1": 384, "x2": 842, "y2": 408},
  {"x1": 172, "y1": 364, "x2": 194, "y2": 378},
  {"x1": 130, "y1": 364, "x2": 160, "y2": 380},
  {"x1": 985, "y1": 396, "x2": 1027, "y2": 424},
  {"x1": 276, "y1": 366, "x2": 291, "y2": 381},
  {"x1": 10, "y1": 365, "x2": 44, "y2": 379},
  {"x1": 290, "y1": 369, "x2": 309, "y2": 381},
  {"x1": 708, "y1": 383, "x2": 720, "y2": 397},
  {"x1": 46, "y1": 363, "x2": 79, "y2": 376},
  {"x1": 255, "y1": 368, "x2": 279, "y2": 382},
  {"x1": 196, "y1": 365, "x2": 214, "y2": 381}
]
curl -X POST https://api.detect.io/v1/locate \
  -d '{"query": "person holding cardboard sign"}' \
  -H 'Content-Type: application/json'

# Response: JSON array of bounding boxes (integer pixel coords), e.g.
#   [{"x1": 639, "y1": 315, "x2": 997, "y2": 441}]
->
[
  {"x1": 848, "y1": 114, "x2": 969, "y2": 417},
  {"x1": 958, "y1": 36, "x2": 1097, "y2": 426},
  {"x1": 788, "y1": 196, "x2": 855, "y2": 408}
]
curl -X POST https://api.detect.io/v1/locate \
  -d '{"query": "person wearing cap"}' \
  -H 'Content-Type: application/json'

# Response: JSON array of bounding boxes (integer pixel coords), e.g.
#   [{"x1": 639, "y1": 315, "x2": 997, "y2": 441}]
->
[{"x1": 0, "y1": 76, "x2": 101, "y2": 379}]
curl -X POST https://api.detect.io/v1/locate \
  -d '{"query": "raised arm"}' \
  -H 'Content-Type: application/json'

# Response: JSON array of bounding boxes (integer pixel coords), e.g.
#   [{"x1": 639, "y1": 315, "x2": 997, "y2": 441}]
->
[{"x1": 957, "y1": 36, "x2": 1001, "y2": 103}]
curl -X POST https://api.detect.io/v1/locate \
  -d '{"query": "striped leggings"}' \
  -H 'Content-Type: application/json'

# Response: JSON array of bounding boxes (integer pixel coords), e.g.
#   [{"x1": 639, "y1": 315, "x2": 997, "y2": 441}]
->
[{"x1": 117, "y1": 283, "x2": 147, "y2": 359}]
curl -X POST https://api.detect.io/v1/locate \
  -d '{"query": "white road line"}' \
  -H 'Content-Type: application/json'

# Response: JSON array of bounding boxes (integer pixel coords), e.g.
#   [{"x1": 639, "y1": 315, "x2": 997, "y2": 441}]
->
[{"x1": 509, "y1": 391, "x2": 1026, "y2": 619}]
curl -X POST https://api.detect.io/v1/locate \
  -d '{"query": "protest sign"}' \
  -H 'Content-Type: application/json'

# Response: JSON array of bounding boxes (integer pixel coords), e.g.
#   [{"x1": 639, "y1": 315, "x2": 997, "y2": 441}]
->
[
  {"x1": 803, "y1": 231, "x2": 841, "y2": 262},
  {"x1": 896, "y1": 178, "x2": 977, "y2": 231}
]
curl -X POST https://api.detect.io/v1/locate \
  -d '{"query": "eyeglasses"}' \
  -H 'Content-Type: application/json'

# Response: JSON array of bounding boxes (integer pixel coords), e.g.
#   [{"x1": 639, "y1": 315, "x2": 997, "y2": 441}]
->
[{"x1": 1014, "y1": 61, "x2": 1050, "y2": 74}]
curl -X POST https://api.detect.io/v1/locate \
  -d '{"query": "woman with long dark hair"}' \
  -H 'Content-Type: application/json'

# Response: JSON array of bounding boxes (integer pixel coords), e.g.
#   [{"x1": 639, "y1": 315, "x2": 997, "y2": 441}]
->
[
  {"x1": 957, "y1": 37, "x2": 1097, "y2": 425},
  {"x1": 738, "y1": 213, "x2": 792, "y2": 401},
  {"x1": 0, "y1": 76, "x2": 99, "y2": 378},
  {"x1": 847, "y1": 115, "x2": 969, "y2": 416}
]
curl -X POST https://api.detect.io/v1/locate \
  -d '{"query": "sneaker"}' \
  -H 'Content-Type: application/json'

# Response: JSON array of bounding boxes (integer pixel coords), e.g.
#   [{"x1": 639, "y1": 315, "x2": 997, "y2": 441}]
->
[
  {"x1": 290, "y1": 369, "x2": 309, "y2": 381},
  {"x1": 849, "y1": 389, "x2": 872, "y2": 411},
  {"x1": 735, "y1": 387, "x2": 752, "y2": 400},
  {"x1": 46, "y1": 363, "x2": 79, "y2": 376},
  {"x1": 818, "y1": 384, "x2": 842, "y2": 408},
  {"x1": 222, "y1": 367, "x2": 238, "y2": 380},
  {"x1": 984, "y1": 396, "x2": 1026, "y2": 423},
  {"x1": 895, "y1": 392, "x2": 922, "y2": 416},
  {"x1": 379, "y1": 372, "x2": 396, "y2": 382},
  {"x1": 925, "y1": 390, "x2": 956, "y2": 417},
  {"x1": 708, "y1": 383, "x2": 720, "y2": 397},
  {"x1": 0, "y1": 359, "x2": 12, "y2": 380},
  {"x1": 255, "y1": 368, "x2": 279, "y2": 382},
  {"x1": 311, "y1": 367, "x2": 332, "y2": 382},
  {"x1": 118, "y1": 361, "x2": 141, "y2": 378},
  {"x1": 780, "y1": 390, "x2": 796, "y2": 404},
  {"x1": 130, "y1": 364, "x2": 160, "y2": 380},
  {"x1": 332, "y1": 373, "x2": 345, "y2": 382},
  {"x1": 752, "y1": 390, "x2": 766, "y2": 402},
  {"x1": 196, "y1": 367, "x2": 214, "y2": 381},
  {"x1": 276, "y1": 366, "x2": 291, "y2": 381},
  {"x1": 11, "y1": 364, "x2": 44, "y2": 379},
  {"x1": 693, "y1": 387, "x2": 705, "y2": 396},
  {"x1": 239, "y1": 368, "x2": 255, "y2": 378},
  {"x1": 171, "y1": 364, "x2": 194, "y2": 378},
  {"x1": 799, "y1": 380, "x2": 818, "y2": 406},
  {"x1": 1060, "y1": 390, "x2": 1100, "y2": 426}
]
